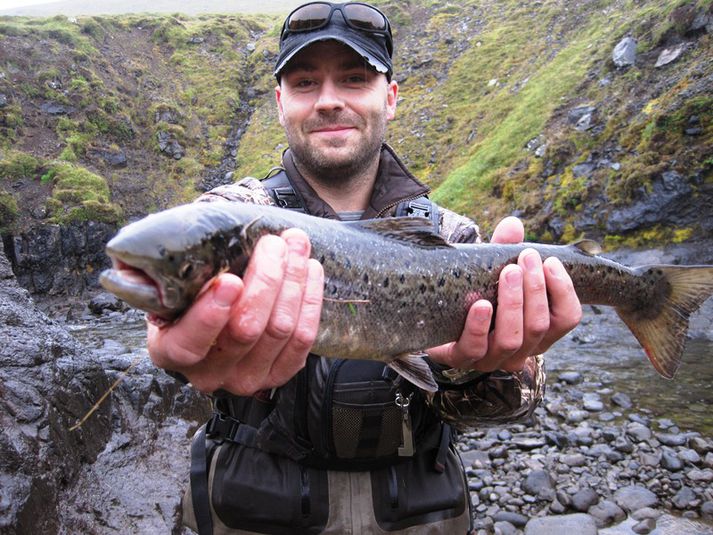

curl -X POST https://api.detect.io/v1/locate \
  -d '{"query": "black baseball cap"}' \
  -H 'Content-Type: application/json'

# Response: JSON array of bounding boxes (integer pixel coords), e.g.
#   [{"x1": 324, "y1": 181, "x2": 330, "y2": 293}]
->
[{"x1": 275, "y1": 2, "x2": 394, "y2": 81}]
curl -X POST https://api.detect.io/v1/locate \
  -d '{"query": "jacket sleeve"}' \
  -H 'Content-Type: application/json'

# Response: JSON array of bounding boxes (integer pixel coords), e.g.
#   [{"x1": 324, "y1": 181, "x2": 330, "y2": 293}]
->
[
  {"x1": 430, "y1": 207, "x2": 547, "y2": 430},
  {"x1": 196, "y1": 177, "x2": 275, "y2": 206}
]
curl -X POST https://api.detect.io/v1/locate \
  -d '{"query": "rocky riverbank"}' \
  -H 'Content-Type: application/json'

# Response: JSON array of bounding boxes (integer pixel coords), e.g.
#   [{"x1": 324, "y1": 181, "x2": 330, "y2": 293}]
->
[{"x1": 458, "y1": 369, "x2": 713, "y2": 535}]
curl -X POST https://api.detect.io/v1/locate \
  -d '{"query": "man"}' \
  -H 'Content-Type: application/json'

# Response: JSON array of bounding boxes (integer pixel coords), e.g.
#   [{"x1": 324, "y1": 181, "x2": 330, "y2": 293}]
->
[{"x1": 148, "y1": 2, "x2": 582, "y2": 533}]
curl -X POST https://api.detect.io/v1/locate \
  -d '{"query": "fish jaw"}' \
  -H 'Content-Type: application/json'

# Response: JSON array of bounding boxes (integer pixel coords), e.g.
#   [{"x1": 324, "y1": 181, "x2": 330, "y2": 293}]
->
[{"x1": 99, "y1": 255, "x2": 182, "y2": 322}]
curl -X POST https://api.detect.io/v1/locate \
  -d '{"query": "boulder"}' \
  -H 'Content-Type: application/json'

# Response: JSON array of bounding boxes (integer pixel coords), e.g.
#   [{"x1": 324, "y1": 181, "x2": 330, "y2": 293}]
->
[{"x1": 612, "y1": 37, "x2": 637, "y2": 67}]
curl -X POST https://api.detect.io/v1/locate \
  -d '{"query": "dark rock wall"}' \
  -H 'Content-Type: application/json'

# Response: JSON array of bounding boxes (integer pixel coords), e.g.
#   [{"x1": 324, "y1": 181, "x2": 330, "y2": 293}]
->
[{"x1": 0, "y1": 238, "x2": 211, "y2": 533}]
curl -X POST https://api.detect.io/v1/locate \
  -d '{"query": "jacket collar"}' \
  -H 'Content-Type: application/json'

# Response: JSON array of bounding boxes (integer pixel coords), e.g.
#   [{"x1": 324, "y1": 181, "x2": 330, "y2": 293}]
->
[{"x1": 281, "y1": 143, "x2": 430, "y2": 220}]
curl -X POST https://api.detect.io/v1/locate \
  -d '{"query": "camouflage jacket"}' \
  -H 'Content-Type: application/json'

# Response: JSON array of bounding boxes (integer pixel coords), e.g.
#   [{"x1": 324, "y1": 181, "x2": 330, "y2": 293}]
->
[{"x1": 198, "y1": 144, "x2": 545, "y2": 430}]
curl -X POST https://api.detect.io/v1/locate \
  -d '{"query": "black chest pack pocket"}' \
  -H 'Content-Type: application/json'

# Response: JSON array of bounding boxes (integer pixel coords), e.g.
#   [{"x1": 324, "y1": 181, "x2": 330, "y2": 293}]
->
[{"x1": 311, "y1": 359, "x2": 415, "y2": 465}]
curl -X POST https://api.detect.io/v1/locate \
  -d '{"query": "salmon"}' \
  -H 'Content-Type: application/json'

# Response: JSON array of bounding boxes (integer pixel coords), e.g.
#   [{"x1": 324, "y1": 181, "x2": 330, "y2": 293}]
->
[{"x1": 99, "y1": 201, "x2": 713, "y2": 391}]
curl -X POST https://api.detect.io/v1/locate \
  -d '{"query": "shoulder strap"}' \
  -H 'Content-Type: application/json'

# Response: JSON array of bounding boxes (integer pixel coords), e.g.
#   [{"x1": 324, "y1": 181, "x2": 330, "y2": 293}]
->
[
  {"x1": 395, "y1": 197, "x2": 440, "y2": 234},
  {"x1": 261, "y1": 169, "x2": 306, "y2": 212}
]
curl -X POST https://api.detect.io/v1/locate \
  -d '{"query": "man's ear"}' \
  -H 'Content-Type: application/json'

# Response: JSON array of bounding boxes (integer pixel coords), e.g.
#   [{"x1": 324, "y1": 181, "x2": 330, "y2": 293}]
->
[
  {"x1": 275, "y1": 84, "x2": 285, "y2": 126},
  {"x1": 386, "y1": 80, "x2": 398, "y2": 121}
]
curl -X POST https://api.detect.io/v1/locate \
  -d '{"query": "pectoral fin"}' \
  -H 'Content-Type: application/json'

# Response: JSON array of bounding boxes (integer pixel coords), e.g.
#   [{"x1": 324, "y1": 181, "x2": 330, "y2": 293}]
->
[{"x1": 388, "y1": 353, "x2": 439, "y2": 392}]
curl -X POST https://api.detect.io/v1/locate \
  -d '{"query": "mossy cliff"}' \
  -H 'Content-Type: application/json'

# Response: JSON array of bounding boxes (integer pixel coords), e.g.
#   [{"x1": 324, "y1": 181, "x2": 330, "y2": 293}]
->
[{"x1": 0, "y1": 0, "x2": 711, "y2": 251}]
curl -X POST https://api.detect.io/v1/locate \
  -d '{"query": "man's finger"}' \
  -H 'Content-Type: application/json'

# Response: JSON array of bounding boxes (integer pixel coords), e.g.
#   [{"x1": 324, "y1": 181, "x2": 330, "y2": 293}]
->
[{"x1": 147, "y1": 273, "x2": 243, "y2": 369}]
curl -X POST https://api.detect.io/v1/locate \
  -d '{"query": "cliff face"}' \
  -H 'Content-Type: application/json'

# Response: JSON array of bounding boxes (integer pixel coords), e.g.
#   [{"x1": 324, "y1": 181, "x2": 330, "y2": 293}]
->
[{"x1": 0, "y1": 236, "x2": 211, "y2": 533}]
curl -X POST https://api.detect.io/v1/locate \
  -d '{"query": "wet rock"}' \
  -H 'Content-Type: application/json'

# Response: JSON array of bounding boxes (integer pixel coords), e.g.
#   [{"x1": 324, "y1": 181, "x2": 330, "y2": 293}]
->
[
  {"x1": 688, "y1": 437, "x2": 710, "y2": 454},
  {"x1": 88, "y1": 147, "x2": 128, "y2": 168},
  {"x1": 631, "y1": 507, "x2": 662, "y2": 520},
  {"x1": 612, "y1": 37, "x2": 637, "y2": 67},
  {"x1": 626, "y1": 422, "x2": 652, "y2": 442},
  {"x1": 611, "y1": 392, "x2": 633, "y2": 409},
  {"x1": 613, "y1": 485, "x2": 658, "y2": 512},
  {"x1": 656, "y1": 432, "x2": 688, "y2": 447},
  {"x1": 589, "y1": 499, "x2": 626, "y2": 528},
  {"x1": 492, "y1": 511, "x2": 528, "y2": 528},
  {"x1": 0, "y1": 93, "x2": 7, "y2": 107},
  {"x1": 704, "y1": 452, "x2": 713, "y2": 468},
  {"x1": 632, "y1": 517, "x2": 657, "y2": 534},
  {"x1": 493, "y1": 520, "x2": 518, "y2": 535},
  {"x1": 88, "y1": 292, "x2": 126, "y2": 315},
  {"x1": 571, "y1": 488, "x2": 599, "y2": 512},
  {"x1": 702, "y1": 501, "x2": 713, "y2": 520},
  {"x1": 686, "y1": 468, "x2": 713, "y2": 482},
  {"x1": 558, "y1": 371, "x2": 582, "y2": 384},
  {"x1": 661, "y1": 451, "x2": 684, "y2": 471},
  {"x1": 525, "y1": 513, "x2": 597, "y2": 535},
  {"x1": 511, "y1": 433, "x2": 547, "y2": 450},
  {"x1": 561, "y1": 452, "x2": 587, "y2": 467},
  {"x1": 522, "y1": 469, "x2": 555, "y2": 500},
  {"x1": 672, "y1": 486, "x2": 697, "y2": 509}
]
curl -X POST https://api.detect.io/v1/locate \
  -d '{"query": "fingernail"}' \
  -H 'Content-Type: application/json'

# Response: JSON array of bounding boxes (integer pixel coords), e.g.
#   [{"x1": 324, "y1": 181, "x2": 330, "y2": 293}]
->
[
  {"x1": 547, "y1": 258, "x2": 567, "y2": 279},
  {"x1": 213, "y1": 279, "x2": 239, "y2": 307},
  {"x1": 523, "y1": 250, "x2": 541, "y2": 272},
  {"x1": 505, "y1": 267, "x2": 523, "y2": 289}
]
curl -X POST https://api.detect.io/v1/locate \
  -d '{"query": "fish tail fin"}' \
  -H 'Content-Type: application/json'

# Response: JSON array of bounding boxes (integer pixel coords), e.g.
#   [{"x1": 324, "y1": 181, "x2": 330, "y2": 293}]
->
[
  {"x1": 388, "y1": 353, "x2": 439, "y2": 392},
  {"x1": 616, "y1": 265, "x2": 713, "y2": 379}
]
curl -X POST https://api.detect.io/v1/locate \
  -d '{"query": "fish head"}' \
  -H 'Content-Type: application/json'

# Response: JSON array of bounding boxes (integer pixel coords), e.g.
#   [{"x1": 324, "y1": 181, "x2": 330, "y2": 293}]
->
[{"x1": 99, "y1": 203, "x2": 249, "y2": 323}]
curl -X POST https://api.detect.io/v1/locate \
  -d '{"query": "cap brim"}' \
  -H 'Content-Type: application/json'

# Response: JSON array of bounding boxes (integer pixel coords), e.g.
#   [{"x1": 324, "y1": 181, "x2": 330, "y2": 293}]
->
[{"x1": 275, "y1": 31, "x2": 390, "y2": 78}]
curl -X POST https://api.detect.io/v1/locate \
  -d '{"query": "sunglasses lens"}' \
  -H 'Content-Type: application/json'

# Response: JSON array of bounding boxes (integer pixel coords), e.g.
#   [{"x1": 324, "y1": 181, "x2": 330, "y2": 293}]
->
[
  {"x1": 287, "y1": 3, "x2": 332, "y2": 31},
  {"x1": 343, "y1": 4, "x2": 387, "y2": 31}
]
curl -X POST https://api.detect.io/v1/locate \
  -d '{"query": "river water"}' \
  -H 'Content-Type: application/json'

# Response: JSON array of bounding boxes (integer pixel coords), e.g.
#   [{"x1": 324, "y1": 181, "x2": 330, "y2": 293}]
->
[{"x1": 67, "y1": 301, "x2": 713, "y2": 437}]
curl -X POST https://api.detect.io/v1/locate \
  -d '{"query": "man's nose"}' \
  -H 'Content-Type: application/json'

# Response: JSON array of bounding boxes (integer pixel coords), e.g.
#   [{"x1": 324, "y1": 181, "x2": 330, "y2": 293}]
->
[{"x1": 314, "y1": 79, "x2": 344, "y2": 112}]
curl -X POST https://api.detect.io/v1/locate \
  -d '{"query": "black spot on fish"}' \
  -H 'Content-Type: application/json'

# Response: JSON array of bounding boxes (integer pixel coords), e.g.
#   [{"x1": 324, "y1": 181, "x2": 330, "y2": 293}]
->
[
  {"x1": 465, "y1": 273, "x2": 472, "y2": 284},
  {"x1": 383, "y1": 278, "x2": 389, "y2": 288},
  {"x1": 399, "y1": 274, "x2": 405, "y2": 284},
  {"x1": 419, "y1": 283, "x2": 427, "y2": 294},
  {"x1": 437, "y1": 277, "x2": 446, "y2": 287},
  {"x1": 452, "y1": 268, "x2": 461, "y2": 279},
  {"x1": 319, "y1": 255, "x2": 325, "y2": 264},
  {"x1": 363, "y1": 273, "x2": 369, "y2": 284}
]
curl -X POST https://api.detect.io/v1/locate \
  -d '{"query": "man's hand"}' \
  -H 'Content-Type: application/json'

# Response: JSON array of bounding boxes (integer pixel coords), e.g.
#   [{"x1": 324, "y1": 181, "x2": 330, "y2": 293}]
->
[
  {"x1": 147, "y1": 228, "x2": 324, "y2": 395},
  {"x1": 427, "y1": 216, "x2": 582, "y2": 372}
]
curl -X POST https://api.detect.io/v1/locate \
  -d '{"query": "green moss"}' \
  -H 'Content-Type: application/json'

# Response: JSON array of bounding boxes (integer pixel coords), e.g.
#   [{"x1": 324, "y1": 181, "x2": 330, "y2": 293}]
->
[
  {"x1": 44, "y1": 161, "x2": 122, "y2": 224},
  {"x1": 0, "y1": 189, "x2": 18, "y2": 231},
  {"x1": 0, "y1": 150, "x2": 41, "y2": 180}
]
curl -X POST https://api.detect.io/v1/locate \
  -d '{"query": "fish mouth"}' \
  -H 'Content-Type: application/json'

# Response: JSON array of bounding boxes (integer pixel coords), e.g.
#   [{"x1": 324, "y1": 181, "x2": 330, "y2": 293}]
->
[{"x1": 99, "y1": 258, "x2": 174, "y2": 322}]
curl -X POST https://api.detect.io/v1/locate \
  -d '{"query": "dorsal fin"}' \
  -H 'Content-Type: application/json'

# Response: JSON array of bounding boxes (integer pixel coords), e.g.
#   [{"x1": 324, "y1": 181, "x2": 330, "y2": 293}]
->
[
  {"x1": 572, "y1": 239, "x2": 602, "y2": 256},
  {"x1": 346, "y1": 217, "x2": 452, "y2": 248}
]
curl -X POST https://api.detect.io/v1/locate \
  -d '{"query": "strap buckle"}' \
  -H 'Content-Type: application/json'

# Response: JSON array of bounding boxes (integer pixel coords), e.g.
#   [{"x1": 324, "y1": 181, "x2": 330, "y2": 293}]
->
[{"x1": 206, "y1": 412, "x2": 241, "y2": 442}]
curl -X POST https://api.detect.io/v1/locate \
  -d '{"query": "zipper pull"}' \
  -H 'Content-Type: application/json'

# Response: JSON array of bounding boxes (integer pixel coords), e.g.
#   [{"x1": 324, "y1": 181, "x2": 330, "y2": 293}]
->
[{"x1": 395, "y1": 391, "x2": 414, "y2": 457}]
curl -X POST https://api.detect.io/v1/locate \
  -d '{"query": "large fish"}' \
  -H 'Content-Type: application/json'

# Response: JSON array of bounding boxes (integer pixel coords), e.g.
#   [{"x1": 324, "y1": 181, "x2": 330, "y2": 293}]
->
[{"x1": 100, "y1": 201, "x2": 713, "y2": 392}]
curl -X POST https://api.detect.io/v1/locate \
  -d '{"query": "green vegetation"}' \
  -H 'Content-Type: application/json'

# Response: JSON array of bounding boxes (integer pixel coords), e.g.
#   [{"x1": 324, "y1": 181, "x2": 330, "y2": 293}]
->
[
  {"x1": 0, "y1": 189, "x2": 18, "y2": 231},
  {"x1": 0, "y1": 0, "x2": 710, "y2": 249}
]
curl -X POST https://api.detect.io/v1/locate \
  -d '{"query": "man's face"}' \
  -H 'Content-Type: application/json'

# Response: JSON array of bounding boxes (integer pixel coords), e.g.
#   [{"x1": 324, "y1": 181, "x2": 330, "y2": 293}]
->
[{"x1": 275, "y1": 40, "x2": 398, "y2": 181}]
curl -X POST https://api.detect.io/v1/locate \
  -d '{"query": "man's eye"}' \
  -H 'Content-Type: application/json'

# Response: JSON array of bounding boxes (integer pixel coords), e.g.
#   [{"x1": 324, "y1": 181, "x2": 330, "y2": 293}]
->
[
  {"x1": 345, "y1": 75, "x2": 366, "y2": 84},
  {"x1": 296, "y1": 79, "x2": 316, "y2": 88}
]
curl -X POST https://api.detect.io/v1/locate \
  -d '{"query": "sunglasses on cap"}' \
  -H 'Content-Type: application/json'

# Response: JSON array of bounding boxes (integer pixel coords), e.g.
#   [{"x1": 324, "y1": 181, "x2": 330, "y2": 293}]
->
[{"x1": 281, "y1": 2, "x2": 393, "y2": 55}]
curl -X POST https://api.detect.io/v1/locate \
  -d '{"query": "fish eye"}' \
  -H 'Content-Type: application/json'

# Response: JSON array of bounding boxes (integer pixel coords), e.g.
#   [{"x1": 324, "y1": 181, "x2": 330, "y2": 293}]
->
[{"x1": 178, "y1": 262, "x2": 194, "y2": 279}]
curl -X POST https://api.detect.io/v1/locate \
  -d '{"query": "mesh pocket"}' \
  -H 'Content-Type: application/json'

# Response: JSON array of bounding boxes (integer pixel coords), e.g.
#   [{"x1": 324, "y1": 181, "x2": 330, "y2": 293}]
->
[{"x1": 332, "y1": 402, "x2": 402, "y2": 458}]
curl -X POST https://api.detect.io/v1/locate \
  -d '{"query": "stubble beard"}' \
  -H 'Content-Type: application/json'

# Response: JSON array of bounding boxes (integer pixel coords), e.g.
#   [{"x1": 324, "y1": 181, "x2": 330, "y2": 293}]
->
[{"x1": 285, "y1": 109, "x2": 388, "y2": 187}]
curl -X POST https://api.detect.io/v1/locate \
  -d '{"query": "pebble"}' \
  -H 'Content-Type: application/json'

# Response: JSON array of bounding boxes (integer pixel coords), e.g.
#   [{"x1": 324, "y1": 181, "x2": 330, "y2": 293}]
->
[
  {"x1": 558, "y1": 371, "x2": 582, "y2": 385},
  {"x1": 588, "y1": 499, "x2": 626, "y2": 528},
  {"x1": 613, "y1": 485, "x2": 658, "y2": 512},
  {"x1": 492, "y1": 511, "x2": 529, "y2": 527},
  {"x1": 493, "y1": 521, "x2": 518, "y2": 535},
  {"x1": 661, "y1": 451, "x2": 683, "y2": 471},
  {"x1": 672, "y1": 486, "x2": 697, "y2": 509},
  {"x1": 656, "y1": 432, "x2": 688, "y2": 447},
  {"x1": 611, "y1": 392, "x2": 633, "y2": 409},
  {"x1": 626, "y1": 422, "x2": 652, "y2": 442},
  {"x1": 686, "y1": 468, "x2": 713, "y2": 482},
  {"x1": 522, "y1": 470, "x2": 555, "y2": 499},
  {"x1": 701, "y1": 501, "x2": 713, "y2": 520},
  {"x1": 571, "y1": 487, "x2": 599, "y2": 512},
  {"x1": 632, "y1": 517, "x2": 657, "y2": 534},
  {"x1": 689, "y1": 437, "x2": 710, "y2": 454}
]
